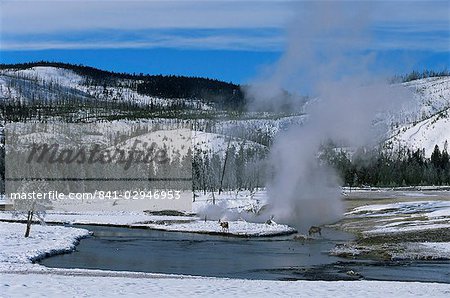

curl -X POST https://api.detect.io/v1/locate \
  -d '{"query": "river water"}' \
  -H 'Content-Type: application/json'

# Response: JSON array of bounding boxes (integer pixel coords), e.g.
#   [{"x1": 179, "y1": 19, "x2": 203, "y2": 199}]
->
[{"x1": 40, "y1": 225, "x2": 450, "y2": 282}]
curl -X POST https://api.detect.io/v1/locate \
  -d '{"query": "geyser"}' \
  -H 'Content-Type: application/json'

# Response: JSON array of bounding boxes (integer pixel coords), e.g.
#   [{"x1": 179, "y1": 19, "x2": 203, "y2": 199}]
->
[{"x1": 245, "y1": 1, "x2": 414, "y2": 230}]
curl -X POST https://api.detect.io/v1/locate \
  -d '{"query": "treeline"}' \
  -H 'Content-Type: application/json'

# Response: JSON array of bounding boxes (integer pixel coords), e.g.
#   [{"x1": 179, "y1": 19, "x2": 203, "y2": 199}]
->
[
  {"x1": 390, "y1": 69, "x2": 450, "y2": 83},
  {"x1": 1, "y1": 71, "x2": 222, "y2": 122},
  {"x1": 137, "y1": 75, "x2": 244, "y2": 110},
  {"x1": 1, "y1": 61, "x2": 246, "y2": 110},
  {"x1": 192, "y1": 144, "x2": 268, "y2": 194},
  {"x1": 323, "y1": 143, "x2": 450, "y2": 187},
  {"x1": 0, "y1": 145, "x2": 4, "y2": 194}
]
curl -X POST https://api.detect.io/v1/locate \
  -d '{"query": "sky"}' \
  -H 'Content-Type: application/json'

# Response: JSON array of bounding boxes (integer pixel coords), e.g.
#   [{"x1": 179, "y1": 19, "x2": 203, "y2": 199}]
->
[{"x1": 0, "y1": 0, "x2": 449, "y2": 84}]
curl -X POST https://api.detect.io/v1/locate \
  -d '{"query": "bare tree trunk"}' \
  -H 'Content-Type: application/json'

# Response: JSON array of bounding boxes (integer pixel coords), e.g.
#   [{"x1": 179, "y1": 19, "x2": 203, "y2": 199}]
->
[
  {"x1": 25, "y1": 210, "x2": 33, "y2": 238},
  {"x1": 219, "y1": 137, "x2": 232, "y2": 195},
  {"x1": 24, "y1": 201, "x2": 36, "y2": 238}
]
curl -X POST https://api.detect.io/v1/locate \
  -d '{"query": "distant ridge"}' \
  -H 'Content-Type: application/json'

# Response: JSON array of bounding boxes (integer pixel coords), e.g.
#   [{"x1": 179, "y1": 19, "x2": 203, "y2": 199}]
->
[{"x1": 0, "y1": 61, "x2": 245, "y2": 109}]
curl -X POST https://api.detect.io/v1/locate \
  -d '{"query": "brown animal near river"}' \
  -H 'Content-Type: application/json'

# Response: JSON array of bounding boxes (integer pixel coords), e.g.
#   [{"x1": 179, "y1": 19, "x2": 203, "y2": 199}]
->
[
  {"x1": 218, "y1": 219, "x2": 229, "y2": 233},
  {"x1": 308, "y1": 226, "x2": 322, "y2": 236}
]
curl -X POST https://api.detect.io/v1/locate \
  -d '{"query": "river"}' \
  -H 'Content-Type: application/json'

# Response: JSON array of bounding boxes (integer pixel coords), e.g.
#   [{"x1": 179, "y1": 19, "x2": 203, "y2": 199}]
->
[{"x1": 40, "y1": 225, "x2": 450, "y2": 283}]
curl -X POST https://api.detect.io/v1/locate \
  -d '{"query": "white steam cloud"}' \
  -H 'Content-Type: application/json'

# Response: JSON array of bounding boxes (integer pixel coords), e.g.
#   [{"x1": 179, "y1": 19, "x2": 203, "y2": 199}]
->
[{"x1": 246, "y1": 1, "x2": 414, "y2": 230}]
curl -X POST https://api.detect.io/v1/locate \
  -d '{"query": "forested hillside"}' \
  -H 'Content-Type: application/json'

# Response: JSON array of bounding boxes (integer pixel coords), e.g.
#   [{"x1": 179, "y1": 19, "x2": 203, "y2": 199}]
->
[{"x1": 1, "y1": 63, "x2": 449, "y2": 193}]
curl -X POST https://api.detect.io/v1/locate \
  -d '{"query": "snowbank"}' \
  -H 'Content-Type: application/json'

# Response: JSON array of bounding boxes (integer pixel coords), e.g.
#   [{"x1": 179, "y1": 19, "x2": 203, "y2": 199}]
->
[
  {"x1": 2, "y1": 273, "x2": 450, "y2": 298},
  {"x1": 0, "y1": 222, "x2": 89, "y2": 270},
  {"x1": 347, "y1": 201, "x2": 450, "y2": 216},
  {"x1": 338, "y1": 199, "x2": 450, "y2": 260},
  {"x1": 391, "y1": 242, "x2": 450, "y2": 260},
  {"x1": 0, "y1": 210, "x2": 295, "y2": 237},
  {"x1": 0, "y1": 211, "x2": 194, "y2": 226},
  {"x1": 139, "y1": 219, "x2": 296, "y2": 237},
  {"x1": 0, "y1": 189, "x2": 295, "y2": 237},
  {"x1": 347, "y1": 200, "x2": 450, "y2": 235}
]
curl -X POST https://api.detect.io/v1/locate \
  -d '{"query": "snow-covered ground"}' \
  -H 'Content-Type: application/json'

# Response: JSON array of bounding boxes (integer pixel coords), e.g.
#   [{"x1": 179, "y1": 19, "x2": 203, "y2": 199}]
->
[
  {"x1": 2, "y1": 196, "x2": 450, "y2": 296},
  {"x1": 392, "y1": 242, "x2": 450, "y2": 260},
  {"x1": 348, "y1": 200, "x2": 450, "y2": 216},
  {"x1": 192, "y1": 131, "x2": 267, "y2": 157},
  {"x1": 1, "y1": 221, "x2": 449, "y2": 297},
  {"x1": 343, "y1": 186, "x2": 450, "y2": 193},
  {"x1": 0, "y1": 210, "x2": 192, "y2": 226},
  {"x1": 0, "y1": 222, "x2": 89, "y2": 271},
  {"x1": 333, "y1": 199, "x2": 450, "y2": 260},
  {"x1": 343, "y1": 188, "x2": 450, "y2": 202},
  {"x1": 0, "y1": 210, "x2": 294, "y2": 237},
  {"x1": 0, "y1": 189, "x2": 294, "y2": 237},
  {"x1": 193, "y1": 189, "x2": 267, "y2": 214},
  {"x1": 140, "y1": 219, "x2": 295, "y2": 237},
  {"x1": 347, "y1": 200, "x2": 450, "y2": 234},
  {"x1": 3, "y1": 273, "x2": 450, "y2": 298}
]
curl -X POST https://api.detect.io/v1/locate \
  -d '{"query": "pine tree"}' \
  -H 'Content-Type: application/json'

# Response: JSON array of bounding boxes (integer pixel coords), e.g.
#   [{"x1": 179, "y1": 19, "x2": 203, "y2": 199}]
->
[{"x1": 431, "y1": 145, "x2": 442, "y2": 169}]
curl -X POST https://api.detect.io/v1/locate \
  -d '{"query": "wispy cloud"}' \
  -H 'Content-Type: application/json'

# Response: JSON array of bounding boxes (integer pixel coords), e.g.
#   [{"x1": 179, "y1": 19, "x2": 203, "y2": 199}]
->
[
  {"x1": 1, "y1": 0, "x2": 448, "y2": 52},
  {"x1": 1, "y1": 1, "x2": 293, "y2": 33},
  {"x1": 1, "y1": 29, "x2": 285, "y2": 51},
  {"x1": 2, "y1": 30, "x2": 283, "y2": 51}
]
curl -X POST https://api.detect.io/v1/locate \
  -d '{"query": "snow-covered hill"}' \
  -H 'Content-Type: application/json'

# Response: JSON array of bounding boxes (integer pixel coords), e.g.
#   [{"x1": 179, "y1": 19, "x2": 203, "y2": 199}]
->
[
  {"x1": 391, "y1": 109, "x2": 450, "y2": 156},
  {"x1": 193, "y1": 131, "x2": 267, "y2": 157},
  {"x1": 2, "y1": 64, "x2": 449, "y2": 156},
  {"x1": 0, "y1": 66, "x2": 213, "y2": 110},
  {"x1": 389, "y1": 77, "x2": 450, "y2": 156},
  {"x1": 0, "y1": 65, "x2": 306, "y2": 156},
  {"x1": 402, "y1": 76, "x2": 450, "y2": 118}
]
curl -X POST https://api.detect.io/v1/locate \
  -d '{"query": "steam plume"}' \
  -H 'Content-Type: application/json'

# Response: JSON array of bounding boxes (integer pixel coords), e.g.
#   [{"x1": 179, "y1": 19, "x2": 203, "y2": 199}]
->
[{"x1": 246, "y1": 1, "x2": 413, "y2": 230}]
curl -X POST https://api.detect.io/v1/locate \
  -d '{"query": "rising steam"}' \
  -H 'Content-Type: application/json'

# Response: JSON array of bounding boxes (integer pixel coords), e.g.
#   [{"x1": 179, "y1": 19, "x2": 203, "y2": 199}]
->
[{"x1": 246, "y1": 1, "x2": 414, "y2": 230}]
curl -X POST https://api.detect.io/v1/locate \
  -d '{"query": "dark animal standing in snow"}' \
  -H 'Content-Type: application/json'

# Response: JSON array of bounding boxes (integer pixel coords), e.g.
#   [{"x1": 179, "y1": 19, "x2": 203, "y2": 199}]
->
[
  {"x1": 265, "y1": 215, "x2": 275, "y2": 225},
  {"x1": 308, "y1": 226, "x2": 322, "y2": 236},
  {"x1": 218, "y1": 219, "x2": 229, "y2": 233}
]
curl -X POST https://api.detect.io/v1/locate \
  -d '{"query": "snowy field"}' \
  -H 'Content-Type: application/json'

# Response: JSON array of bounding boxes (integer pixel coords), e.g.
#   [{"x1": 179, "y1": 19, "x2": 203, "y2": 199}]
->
[
  {"x1": 0, "y1": 190, "x2": 295, "y2": 237},
  {"x1": 1, "y1": 222, "x2": 449, "y2": 297},
  {"x1": 347, "y1": 200, "x2": 450, "y2": 235},
  {"x1": 332, "y1": 189, "x2": 450, "y2": 260},
  {"x1": 0, "y1": 222, "x2": 90, "y2": 271},
  {"x1": 2, "y1": 189, "x2": 450, "y2": 296},
  {"x1": 0, "y1": 211, "x2": 294, "y2": 237},
  {"x1": 3, "y1": 273, "x2": 450, "y2": 298}
]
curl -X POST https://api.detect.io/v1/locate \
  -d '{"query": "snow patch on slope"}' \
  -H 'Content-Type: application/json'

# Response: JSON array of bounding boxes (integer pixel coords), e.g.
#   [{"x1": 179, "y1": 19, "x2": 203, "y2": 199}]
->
[
  {"x1": 193, "y1": 131, "x2": 267, "y2": 156},
  {"x1": 391, "y1": 109, "x2": 450, "y2": 157},
  {"x1": 5, "y1": 66, "x2": 84, "y2": 87},
  {"x1": 389, "y1": 77, "x2": 450, "y2": 156}
]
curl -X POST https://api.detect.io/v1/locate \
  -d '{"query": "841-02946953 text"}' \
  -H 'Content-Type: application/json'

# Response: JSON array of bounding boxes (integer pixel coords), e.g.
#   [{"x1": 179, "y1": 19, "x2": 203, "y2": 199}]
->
[
  {"x1": 9, "y1": 190, "x2": 182, "y2": 201},
  {"x1": 96, "y1": 190, "x2": 182, "y2": 200}
]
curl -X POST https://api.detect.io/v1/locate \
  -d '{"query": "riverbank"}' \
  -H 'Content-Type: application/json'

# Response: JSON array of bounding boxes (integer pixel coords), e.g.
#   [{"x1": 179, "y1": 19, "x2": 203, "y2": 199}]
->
[
  {"x1": 3, "y1": 271, "x2": 450, "y2": 298},
  {"x1": 0, "y1": 189, "x2": 296, "y2": 237},
  {"x1": 1, "y1": 220, "x2": 450, "y2": 297},
  {"x1": 0, "y1": 211, "x2": 295, "y2": 237},
  {"x1": 331, "y1": 191, "x2": 450, "y2": 260}
]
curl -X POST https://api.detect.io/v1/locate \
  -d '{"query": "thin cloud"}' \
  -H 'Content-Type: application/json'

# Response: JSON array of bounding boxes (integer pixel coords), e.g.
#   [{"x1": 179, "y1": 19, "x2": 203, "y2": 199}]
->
[
  {"x1": 1, "y1": 28, "x2": 285, "y2": 51},
  {"x1": 1, "y1": 34, "x2": 285, "y2": 51},
  {"x1": 0, "y1": 0, "x2": 449, "y2": 52},
  {"x1": 1, "y1": 1, "x2": 293, "y2": 34}
]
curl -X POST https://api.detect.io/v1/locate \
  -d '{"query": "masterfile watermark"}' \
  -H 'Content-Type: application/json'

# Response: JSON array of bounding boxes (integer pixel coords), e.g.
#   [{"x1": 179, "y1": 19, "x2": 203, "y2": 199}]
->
[
  {"x1": 26, "y1": 139, "x2": 169, "y2": 170},
  {"x1": 5, "y1": 122, "x2": 193, "y2": 212}
]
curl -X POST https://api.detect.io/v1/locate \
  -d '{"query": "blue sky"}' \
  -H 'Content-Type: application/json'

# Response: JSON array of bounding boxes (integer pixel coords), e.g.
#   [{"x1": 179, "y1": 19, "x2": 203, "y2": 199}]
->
[
  {"x1": 0, "y1": 0, "x2": 449, "y2": 84},
  {"x1": 0, "y1": 48, "x2": 280, "y2": 84}
]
